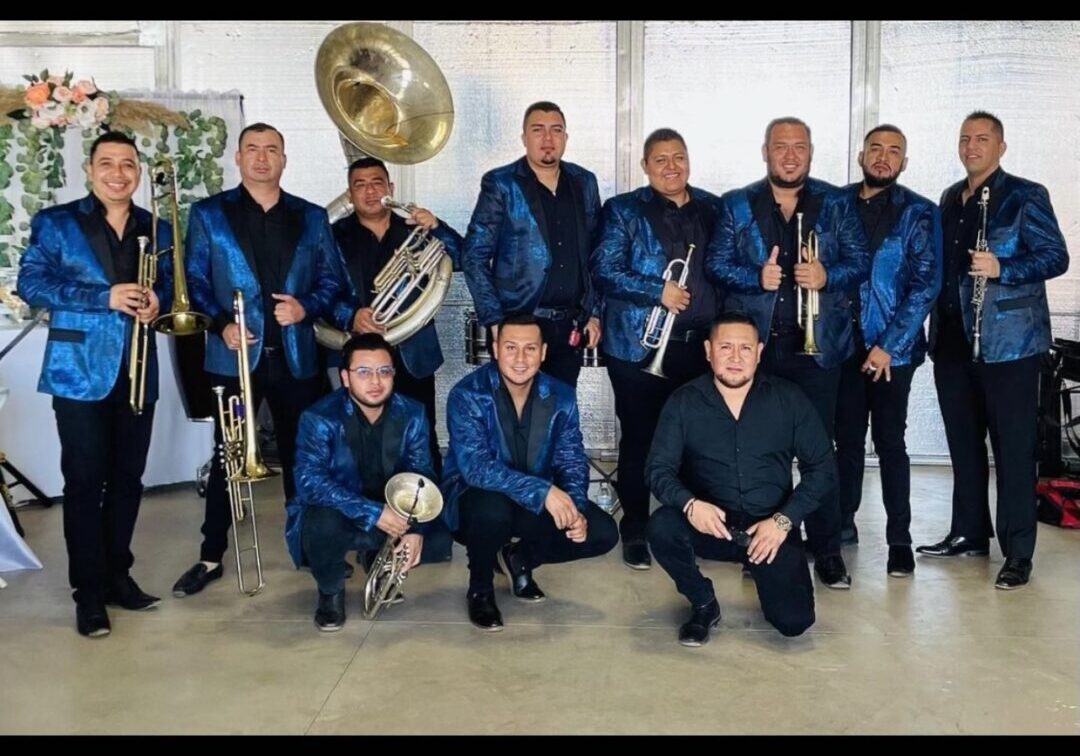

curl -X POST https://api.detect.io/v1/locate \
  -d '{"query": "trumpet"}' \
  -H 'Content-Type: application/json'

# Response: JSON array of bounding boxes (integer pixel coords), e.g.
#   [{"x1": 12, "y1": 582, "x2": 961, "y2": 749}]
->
[
  {"x1": 971, "y1": 187, "x2": 991, "y2": 361},
  {"x1": 641, "y1": 244, "x2": 696, "y2": 379},
  {"x1": 128, "y1": 236, "x2": 158, "y2": 414},
  {"x1": 362, "y1": 472, "x2": 443, "y2": 620},
  {"x1": 213, "y1": 289, "x2": 277, "y2": 596},
  {"x1": 795, "y1": 212, "x2": 820, "y2": 356}
]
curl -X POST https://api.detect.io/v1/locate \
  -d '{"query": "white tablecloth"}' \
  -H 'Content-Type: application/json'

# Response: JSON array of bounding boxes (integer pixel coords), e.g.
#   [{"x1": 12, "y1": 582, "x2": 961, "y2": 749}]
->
[{"x1": 0, "y1": 321, "x2": 213, "y2": 501}]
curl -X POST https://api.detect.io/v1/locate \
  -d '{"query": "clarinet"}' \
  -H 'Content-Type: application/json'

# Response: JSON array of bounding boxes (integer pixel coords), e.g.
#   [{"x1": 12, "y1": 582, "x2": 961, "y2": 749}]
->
[{"x1": 970, "y1": 186, "x2": 991, "y2": 361}]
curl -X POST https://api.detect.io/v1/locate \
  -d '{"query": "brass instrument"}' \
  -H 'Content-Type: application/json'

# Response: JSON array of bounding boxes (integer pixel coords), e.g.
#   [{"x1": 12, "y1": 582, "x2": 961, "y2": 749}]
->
[
  {"x1": 971, "y1": 187, "x2": 991, "y2": 361},
  {"x1": 149, "y1": 159, "x2": 211, "y2": 336},
  {"x1": 795, "y1": 212, "x2": 820, "y2": 356},
  {"x1": 313, "y1": 196, "x2": 452, "y2": 350},
  {"x1": 128, "y1": 236, "x2": 157, "y2": 414},
  {"x1": 362, "y1": 472, "x2": 443, "y2": 620},
  {"x1": 213, "y1": 289, "x2": 277, "y2": 596},
  {"x1": 641, "y1": 244, "x2": 696, "y2": 379},
  {"x1": 313, "y1": 22, "x2": 455, "y2": 352}
]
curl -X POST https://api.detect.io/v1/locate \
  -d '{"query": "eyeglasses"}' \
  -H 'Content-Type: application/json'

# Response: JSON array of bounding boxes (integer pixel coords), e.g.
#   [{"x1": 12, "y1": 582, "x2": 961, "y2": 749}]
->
[{"x1": 347, "y1": 365, "x2": 395, "y2": 380}]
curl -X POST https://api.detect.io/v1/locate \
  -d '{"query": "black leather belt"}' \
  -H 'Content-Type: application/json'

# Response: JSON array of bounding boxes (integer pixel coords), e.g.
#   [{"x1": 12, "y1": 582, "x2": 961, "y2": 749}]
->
[
  {"x1": 533, "y1": 307, "x2": 577, "y2": 322},
  {"x1": 668, "y1": 329, "x2": 707, "y2": 343}
]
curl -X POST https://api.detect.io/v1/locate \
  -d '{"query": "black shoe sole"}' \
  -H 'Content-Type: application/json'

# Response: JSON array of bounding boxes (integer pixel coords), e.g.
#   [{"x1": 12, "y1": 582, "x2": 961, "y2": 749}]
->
[
  {"x1": 470, "y1": 620, "x2": 505, "y2": 632},
  {"x1": 105, "y1": 598, "x2": 161, "y2": 611},
  {"x1": 994, "y1": 580, "x2": 1029, "y2": 591},
  {"x1": 79, "y1": 627, "x2": 111, "y2": 638},
  {"x1": 916, "y1": 550, "x2": 989, "y2": 559},
  {"x1": 622, "y1": 558, "x2": 652, "y2": 571},
  {"x1": 818, "y1": 575, "x2": 852, "y2": 589},
  {"x1": 315, "y1": 621, "x2": 345, "y2": 632}
]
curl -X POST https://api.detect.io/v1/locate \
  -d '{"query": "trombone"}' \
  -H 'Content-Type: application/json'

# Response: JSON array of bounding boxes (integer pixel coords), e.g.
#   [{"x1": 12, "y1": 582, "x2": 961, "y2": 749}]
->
[
  {"x1": 795, "y1": 212, "x2": 820, "y2": 356},
  {"x1": 127, "y1": 235, "x2": 158, "y2": 414},
  {"x1": 127, "y1": 159, "x2": 211, "y2": 414},
  {"x1": 641, "y1": 244, "x2": 696, "y2": 379},
  {"x1": 213, "y1": 289, "x2": 277, "y2": 596}
]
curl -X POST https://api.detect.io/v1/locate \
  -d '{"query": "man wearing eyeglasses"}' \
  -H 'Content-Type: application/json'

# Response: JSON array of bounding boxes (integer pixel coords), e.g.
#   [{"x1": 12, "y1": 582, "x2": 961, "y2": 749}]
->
[
  {"x1": 645, "y1": 312, "x2": 835, "y2": 645},
  {"x1": 285, "y1": 333, "x2": 453, "y2": 631}
]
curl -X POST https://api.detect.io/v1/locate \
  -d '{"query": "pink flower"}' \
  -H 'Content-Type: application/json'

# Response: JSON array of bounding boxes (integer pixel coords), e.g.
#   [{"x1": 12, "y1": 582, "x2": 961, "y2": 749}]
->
[
  {"x1": 73, "y1": 80, "x2": 96, "y2": 101},
  {"x1": 94, "y1": 97, "x2": 110, "y2": 120},
  {"x1": 47, "y1": 74, "x2": 65, "y2": 86},
  {"x1": 24, "y1": 82, "x2": 49, "y2": 108},
  {"x1": 53, "y1": 85, "x2": 73, "y2": 104}
]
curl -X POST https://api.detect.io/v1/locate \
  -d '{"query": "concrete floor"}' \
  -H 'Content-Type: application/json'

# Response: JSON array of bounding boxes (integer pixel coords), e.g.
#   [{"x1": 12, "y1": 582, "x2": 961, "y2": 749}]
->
[{"x1": 1, "y1": 466, "x2": 1078, "y2": 734}]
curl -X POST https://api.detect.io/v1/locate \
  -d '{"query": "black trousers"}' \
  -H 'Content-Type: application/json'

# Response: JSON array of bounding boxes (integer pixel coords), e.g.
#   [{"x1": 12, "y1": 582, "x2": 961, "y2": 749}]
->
[
  {"x1": 200, "y1": 350, "x2": 325, "y2": 563},
  {"x1": 390, "y1": 348, "x2": 442, "y2": 479},
  {"x1": 457, "y1": 487, "x2": 619, "y2": 593},
  {"x1": 933, "y1": 350, "x2": 1041, "y2": 560},
  {"x1": 761, "y1": 333, "x2": 842, "y2": 558},
  {"x1": 53, "y1": 386, "x2": 155, "y2": 605},
  {"x1": 834, "y1": 350, "x2": 917, "y2": 545},
  {"x1": 606, "y1": 338, "x2": 710, "y2": 542},
  {"x1": 301, "y1": 505, "x2": 453, "y2": 595},
  {"x1": 646, "y1": 506, "x2": 815, "y2": 637}
]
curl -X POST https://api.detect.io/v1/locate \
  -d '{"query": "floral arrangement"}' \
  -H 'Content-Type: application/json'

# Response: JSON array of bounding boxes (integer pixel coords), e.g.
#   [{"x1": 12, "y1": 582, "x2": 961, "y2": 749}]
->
[
  {"x1": 0, "y1": 70, "x2": 229, "y2": 270},
  {"x1": 7, "y1": 70, "x2": 112, "y2": 130}
]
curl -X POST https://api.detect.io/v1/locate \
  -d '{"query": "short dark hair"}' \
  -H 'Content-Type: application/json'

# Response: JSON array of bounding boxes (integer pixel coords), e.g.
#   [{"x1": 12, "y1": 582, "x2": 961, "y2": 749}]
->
[
  {"x1": 238, "y1": 122, "x2": 284, "y2": 150},
  {"x1": 89, "y1": 131, "x2": 138, "y2": 161},
  {"x1": 522, "y1": 101, "x2": 565, "y2": 131},
  {"x1": 709, "y1": 311, "x2": 760, "y2": 340},
  {"x1": 964, "y1": 110, "x2": 1004, "y2": 140},
  {"x1": 863, "y1": 123, "x2": 906, "y2": 145},
  {"x1": 496, "y1": 312, "x2": 544, "y2": 343},
  {"x1": 347, "y1": 156, "x2": 390, "y2": 182},
  {"x1": 643, "y1": 128, "x2": 687, "y2": 160},
  {"x1": 764, "y1": 117, "x2": 812, "y2": 146},
  {"x1": 340, "y1": 333, "x2": 394, "y2": 367}
]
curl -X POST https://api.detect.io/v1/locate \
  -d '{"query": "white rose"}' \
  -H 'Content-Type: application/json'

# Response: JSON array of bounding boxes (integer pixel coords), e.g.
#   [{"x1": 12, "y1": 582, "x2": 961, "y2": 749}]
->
[{"x1": 74, "y1": 99, "x2": 98, "y2": 128}]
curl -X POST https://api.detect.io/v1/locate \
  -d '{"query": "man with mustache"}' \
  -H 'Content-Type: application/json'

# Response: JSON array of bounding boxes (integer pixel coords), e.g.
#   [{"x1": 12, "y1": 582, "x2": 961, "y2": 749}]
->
[
  {"x1": 834, "y1": 124, "x2": 942, "y2": 577},
  {"x1": 645, "y1": 313, "x2": 834, "y2": 645},
  {"x1": 462, "y1": 102, "x2": 602, "y2": 388},
  {"x1": 705, "y1": 117, "x2": 870, "y2": 589}
]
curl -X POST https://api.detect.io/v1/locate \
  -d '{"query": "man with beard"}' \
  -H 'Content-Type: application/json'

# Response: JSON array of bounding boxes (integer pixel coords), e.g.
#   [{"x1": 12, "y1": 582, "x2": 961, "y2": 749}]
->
[
  {"x1": 284, "y1": 334, "x2": 453, "y2": 631},
  {"x1": 918, "y1": 111, "x2": 1069, "y2": 590},
  {"x1": 645, "y1": 313, "x2": 835, "y2": 645},
  {"x1": 462, "y1": 102, "x2": 602, "y2": 388},
  {"x1": 705, "y1": 117, "x2": 870, "y2": 589},
  {"x1": 834, "y1": 125, "x2": 942, "y2": 577}
]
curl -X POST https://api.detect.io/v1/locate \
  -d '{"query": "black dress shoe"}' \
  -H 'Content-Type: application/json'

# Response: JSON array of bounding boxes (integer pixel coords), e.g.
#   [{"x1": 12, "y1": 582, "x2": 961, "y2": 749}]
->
[
  {"x1": 915, "y1": 535, "x2": 990, "y2": 558},
  {"x1": 467, "y1": 591, "x2": 504, "y2": 631},
  {"x1": 105, "y1": 575, "x2": 161, "y2": 611},
  {"x1": 497, "y1": 542, "x2": 545, "y2": 602},
  {"x1": 172, "y1": 562, "x2": 224, "y2": 597},
  {"x1": 76, "y1": 600, "x2": 111, "y2": 638},
  {"x1": 622, "y1": 541, "x2": 652, "y2": 570},
  {"x1": 995, "y1": 558, "x2": 1032, "y2": 590},
  {"x1": 887, "y1": 545, "x2": 915, "y2": 578},
  {"x1": 678, "y1": 598, "x2": 721, "y2": 647},
  {"x1": 815, "y1": 554, "x2": 852, "y2": 589},
  {"x1": 315, "y1": 590, "x2": 346, "y2": 631}
]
